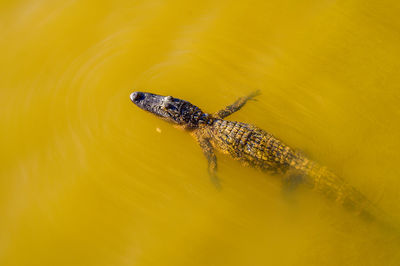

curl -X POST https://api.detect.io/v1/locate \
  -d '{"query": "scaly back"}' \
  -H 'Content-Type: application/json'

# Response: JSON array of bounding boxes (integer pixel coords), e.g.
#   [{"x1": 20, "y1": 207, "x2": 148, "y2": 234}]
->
[{"x1": 209, "y1": 119, "x2": 299, "y2": 173}]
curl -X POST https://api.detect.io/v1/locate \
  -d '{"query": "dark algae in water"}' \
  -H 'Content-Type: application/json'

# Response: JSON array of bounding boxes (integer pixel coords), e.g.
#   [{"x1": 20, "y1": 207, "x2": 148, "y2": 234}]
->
[{"x1": 130, "y1": 90, "x2": 398, "y2": 231}]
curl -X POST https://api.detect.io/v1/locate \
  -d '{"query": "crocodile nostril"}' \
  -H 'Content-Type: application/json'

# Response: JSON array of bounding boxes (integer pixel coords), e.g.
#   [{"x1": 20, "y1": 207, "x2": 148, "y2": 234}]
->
[{"x1": 130, "y1": 92, "x2": 145, "y2": 102}]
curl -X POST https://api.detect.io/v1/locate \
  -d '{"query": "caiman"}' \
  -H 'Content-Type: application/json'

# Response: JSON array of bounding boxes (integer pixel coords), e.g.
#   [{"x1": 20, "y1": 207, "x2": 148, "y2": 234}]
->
[{"x1": 130, "y1": 90, "x2": 392, "y2": 226}]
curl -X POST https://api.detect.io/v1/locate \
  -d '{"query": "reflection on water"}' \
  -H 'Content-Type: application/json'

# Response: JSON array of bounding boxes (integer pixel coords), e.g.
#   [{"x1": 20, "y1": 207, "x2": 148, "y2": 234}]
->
[{"x1": 1, "y1": 0, "x2": 400, "y2": 265}]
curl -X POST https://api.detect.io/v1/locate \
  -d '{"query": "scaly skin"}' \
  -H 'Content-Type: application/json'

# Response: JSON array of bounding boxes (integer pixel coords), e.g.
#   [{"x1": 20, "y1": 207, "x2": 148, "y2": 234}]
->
[
  {"x1": 206, "y1": 119, "x2": 381, "y2": 220},
  {"x1": 208, "y1": 120, "x2": 296, "y2": 173},
  {"x1": 129, "y1": 91, "x2": 389, "y2": 224}
]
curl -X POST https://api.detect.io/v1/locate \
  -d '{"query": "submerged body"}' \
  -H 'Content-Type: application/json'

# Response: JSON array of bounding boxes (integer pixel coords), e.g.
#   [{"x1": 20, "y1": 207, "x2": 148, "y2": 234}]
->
[
  {"x1": 201, "y1": 117, "x2": 379, "y2": 221},
  {"x1": 130, "y1": 91, "x2": 385, "y2": 223}
]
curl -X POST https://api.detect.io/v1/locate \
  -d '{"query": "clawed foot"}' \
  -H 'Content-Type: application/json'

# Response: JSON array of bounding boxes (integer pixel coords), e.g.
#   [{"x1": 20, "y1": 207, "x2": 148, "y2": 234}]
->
[
  {"x1": 209, "y1": 172, "x2": 222, "y2": 191},
  {"x1": 246, "y1": 90, "x2": 261, "y2": 101}
]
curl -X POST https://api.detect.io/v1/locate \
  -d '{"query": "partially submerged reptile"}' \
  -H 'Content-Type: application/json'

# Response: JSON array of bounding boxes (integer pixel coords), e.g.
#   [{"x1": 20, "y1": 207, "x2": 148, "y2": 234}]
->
[{"x1": 130, "y1": 90, "x2": 391, "y2": 225}]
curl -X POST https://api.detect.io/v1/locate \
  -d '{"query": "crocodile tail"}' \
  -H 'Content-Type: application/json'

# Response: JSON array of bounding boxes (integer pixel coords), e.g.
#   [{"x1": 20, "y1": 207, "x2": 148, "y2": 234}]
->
[
  {"x1": 293, "y1": 158, "x2": 400, "y2": 238},
  {"x1": 299, "y1": 159, "x2": 384, "y2": 222}
]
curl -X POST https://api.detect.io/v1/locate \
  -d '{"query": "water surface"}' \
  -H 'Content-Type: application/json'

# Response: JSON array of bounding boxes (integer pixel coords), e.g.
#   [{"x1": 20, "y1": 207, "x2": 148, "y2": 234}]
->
[{"x1": 1, "y1": 0, "x2": 400, "y2": 265}]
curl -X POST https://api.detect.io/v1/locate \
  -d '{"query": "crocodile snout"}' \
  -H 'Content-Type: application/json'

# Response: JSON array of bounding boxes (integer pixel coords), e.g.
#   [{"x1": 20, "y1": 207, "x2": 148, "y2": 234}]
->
[{"x1": 130, "y1": 91, "x2": 145, "y2": 103}]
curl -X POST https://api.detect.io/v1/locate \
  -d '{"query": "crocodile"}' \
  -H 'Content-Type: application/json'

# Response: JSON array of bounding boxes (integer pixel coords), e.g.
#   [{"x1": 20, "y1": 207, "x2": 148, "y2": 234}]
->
[{"x1": 129, "y1": 90, "x2": 390, "y2": 224}]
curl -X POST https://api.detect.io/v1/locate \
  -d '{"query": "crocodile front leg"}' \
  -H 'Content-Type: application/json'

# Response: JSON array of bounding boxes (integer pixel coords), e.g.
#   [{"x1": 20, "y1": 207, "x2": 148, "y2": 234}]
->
[
  {"x1": 213, "y1": 90, "x2": 261, "y2": 119},
  {"x1": 193, "y1": 130, "x2": 221, "y2": 189}
]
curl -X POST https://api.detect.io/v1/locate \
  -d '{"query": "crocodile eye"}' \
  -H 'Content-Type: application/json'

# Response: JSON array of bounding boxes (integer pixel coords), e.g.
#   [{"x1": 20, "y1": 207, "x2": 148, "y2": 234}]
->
[{"x1": 165, "y1": 103, "x2": 177, "y2": 111}]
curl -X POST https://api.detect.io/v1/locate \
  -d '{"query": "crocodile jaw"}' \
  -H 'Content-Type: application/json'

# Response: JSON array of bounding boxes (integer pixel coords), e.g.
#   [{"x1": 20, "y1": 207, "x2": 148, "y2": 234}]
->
[{"x1": 130, "y1": 91, "x2": 188, "y2": 126}]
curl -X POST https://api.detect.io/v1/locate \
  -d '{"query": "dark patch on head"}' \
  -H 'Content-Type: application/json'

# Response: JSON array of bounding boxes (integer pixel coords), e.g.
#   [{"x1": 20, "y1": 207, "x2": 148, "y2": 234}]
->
[{"x1": 130, "y1": 92, "x2": 211, "y2": 129}]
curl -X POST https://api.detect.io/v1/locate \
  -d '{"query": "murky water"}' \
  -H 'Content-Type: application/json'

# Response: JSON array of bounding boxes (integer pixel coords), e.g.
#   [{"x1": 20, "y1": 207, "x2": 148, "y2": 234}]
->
[{"x1": 1, "y1": 0, "x2": 400, "y2": 265}]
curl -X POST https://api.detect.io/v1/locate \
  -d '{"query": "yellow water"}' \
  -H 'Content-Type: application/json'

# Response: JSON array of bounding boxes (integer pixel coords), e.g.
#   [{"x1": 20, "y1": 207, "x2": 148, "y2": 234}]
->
[{"x1": 1, "y1": 0, "x2": 400, "y2": 265}]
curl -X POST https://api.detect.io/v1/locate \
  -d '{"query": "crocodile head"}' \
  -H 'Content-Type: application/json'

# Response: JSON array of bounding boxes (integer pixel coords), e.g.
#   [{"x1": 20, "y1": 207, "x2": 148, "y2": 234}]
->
[{"x1": 130, "y1": 92, "x2": 209, "y2": 129}]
